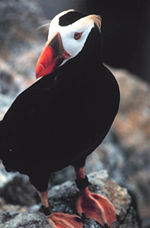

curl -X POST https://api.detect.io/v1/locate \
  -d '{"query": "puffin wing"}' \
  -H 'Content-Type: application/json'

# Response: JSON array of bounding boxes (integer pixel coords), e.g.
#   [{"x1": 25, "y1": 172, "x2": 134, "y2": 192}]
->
[{"x1": 1, "y1": 77, "x2": 57, "y2": 159}]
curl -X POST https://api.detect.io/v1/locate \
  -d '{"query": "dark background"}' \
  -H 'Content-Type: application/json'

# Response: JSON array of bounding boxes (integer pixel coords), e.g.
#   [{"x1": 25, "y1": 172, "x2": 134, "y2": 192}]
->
[{"x1": 38, "y1": 0, "x2": 150, "y2": 82}]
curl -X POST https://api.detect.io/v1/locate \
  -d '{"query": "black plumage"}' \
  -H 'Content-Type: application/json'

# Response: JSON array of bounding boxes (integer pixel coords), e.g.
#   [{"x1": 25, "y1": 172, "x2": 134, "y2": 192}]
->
[
  {"x1": 59, "y1": 11, "x2": 85, "y2": 26},
  {"x1": 0, "y1": 22, "x2": 120, "y2": 193}
]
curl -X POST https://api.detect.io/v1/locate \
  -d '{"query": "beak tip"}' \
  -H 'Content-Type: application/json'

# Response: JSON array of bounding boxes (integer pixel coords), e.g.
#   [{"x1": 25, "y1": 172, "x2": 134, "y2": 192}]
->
[
  {"x1": 35, "y1": 74, "x2": 40, "y2": 79},
  {"x1": 35, "y1": 70, "x2": 41, "y2": 79},
  {"x1": 35, "y1": 63, "x2": 45, "y2": 79}
]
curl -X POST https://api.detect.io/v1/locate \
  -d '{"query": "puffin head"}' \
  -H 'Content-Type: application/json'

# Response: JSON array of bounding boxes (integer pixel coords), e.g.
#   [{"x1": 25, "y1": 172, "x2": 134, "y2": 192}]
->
[{"x1": 36, "y1": 9, "x2": 101, "y2": 79}]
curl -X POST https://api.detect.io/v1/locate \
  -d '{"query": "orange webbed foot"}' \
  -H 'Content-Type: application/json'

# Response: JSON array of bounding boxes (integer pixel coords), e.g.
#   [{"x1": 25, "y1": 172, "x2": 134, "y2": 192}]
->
[
  {"x1": 47, "y1": 212, "x2": 83, "y2": 228},
  {"x1": 76, "y1": 187, "x2": 116, "y2": 227}
]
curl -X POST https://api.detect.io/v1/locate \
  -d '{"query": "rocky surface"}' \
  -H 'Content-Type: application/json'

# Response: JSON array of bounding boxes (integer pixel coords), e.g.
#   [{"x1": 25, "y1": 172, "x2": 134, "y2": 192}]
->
[
  {"x1": 112, "y1": 68, "x2": 150, "y2": 226},
  {"x1": 0, "y1": 0, "x2": 46, "y2": 101},
  {"x1": 0, "y1": 94, "x2": 13, "y2": 120},
  {"x1": 112, "y1": 68, "x2": 150, "y2": 152},
  {"x1": 0, "y1": 170, "x2": 139, "y2": 228}
]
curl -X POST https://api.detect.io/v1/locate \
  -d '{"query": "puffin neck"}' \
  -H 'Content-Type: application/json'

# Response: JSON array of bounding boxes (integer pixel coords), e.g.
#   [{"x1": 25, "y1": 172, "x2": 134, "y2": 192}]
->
[
  {"x1": 60, "y1": 53, "x2": 99, "y2": 73},
  {"x1": 53, "y1": 24, "x2": 103, "y2": 81},
  {"x1": 63, "y1": 44, "x2": 102, "y2": 74},
  {"x1": 55, "y1": 53, "x2": 103, "y2": 85},
  {"x1": 66, "y1": 24, "x2": 103, "y2": 71}
]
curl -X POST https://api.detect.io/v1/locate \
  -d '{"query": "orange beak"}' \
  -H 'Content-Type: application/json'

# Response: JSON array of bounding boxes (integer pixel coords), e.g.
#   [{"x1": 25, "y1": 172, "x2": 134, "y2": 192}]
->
[{"x1": 36, "y1": 32, "x2": 71, "y2": 79}]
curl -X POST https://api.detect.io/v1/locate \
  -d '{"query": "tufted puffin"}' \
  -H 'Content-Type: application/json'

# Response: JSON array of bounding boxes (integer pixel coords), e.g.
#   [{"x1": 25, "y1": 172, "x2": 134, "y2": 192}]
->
[{"x1": 0, "y1": 9, "x2": 120, "y2": 227}]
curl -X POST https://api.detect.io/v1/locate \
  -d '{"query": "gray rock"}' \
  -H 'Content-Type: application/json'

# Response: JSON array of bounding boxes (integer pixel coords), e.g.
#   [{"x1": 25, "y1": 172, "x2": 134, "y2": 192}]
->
[
  {"x1": 0, "y1": 71, "x2": 19, "y2": 97},
  {"x1": 0, "y1": 212, "x2": 50, "y2": 228},
  {"x1": 48, "y1": 171, "x2": 140, "y2": 227},
  {"x1": 110, "y1": 68, "x2": 150, "y2": 225},
  {"x1": 0, "y1": 94, "x2": 14, "y2": 120},
  {"x1": 0, "y1": 0, "x2": 45, "y2": 99},
  {"x1": 0, "y1": 174, "x2": 40, "y2": 206},
  {"x1": 0, "y1": 170, "x2": 140, "y2": 227},
  {"x1": 0, "y1": 0, "x2": 44, "y2": 49}
]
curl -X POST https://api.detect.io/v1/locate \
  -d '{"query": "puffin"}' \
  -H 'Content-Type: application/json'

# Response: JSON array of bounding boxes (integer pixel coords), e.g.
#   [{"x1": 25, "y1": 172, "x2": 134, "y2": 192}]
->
[{"x1": 0, "y1": 9, "x2": 120, "y2": 228}]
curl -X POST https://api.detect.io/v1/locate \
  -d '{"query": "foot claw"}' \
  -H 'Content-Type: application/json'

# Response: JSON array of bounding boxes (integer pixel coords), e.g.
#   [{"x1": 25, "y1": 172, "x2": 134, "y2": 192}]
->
[
  {"x1": 81, "y1": 213, "x2": 86, "y2": 219},
  {"x1": 47, "y1": 212, "x2": 83, "y2": 228},
  {"x1": 74, "y1": 216, "x2": 82, "y2": 222}
]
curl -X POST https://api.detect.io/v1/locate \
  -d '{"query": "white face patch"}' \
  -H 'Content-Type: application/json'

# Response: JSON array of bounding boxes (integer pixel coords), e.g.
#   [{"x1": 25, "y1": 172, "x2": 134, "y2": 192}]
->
[{"x1": 47, "y1": 10, "x2": 101, "y2": 66}]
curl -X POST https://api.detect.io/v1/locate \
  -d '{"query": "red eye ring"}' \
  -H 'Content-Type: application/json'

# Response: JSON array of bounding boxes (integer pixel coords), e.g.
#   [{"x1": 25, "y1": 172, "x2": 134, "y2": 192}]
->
[{"x1": 74, "y1": 32, "x2": 83, "y2": 40}]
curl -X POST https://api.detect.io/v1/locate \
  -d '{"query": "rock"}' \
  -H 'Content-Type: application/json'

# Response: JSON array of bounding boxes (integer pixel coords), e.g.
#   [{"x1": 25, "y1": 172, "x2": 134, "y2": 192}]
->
[
  {"x1": 0, "y1": 211, "x2": 50, "y2": 228},
  {"x1": 111, "y1": 68, "x2": 150, "y2": 224},
  {"x1": 0, "y1": 0, "x2": 45, "y2": 100},
  {"x1": 0, "y1": 71, "x2": 19, "y2": 97},
  {"x1": 0, "y1": 0, "x2": 44, "y2": 52},
  {"x1": 48, "y1": 170, "x2": 140, "y2": 228},
  {"x1": 0, "y1": 174, "x2": 40, "y2": 207},
  {"x1": 0, "y1": 94, "x2": 14, "y2": 120},
  {"x1": 112, "y1": 68, "x2": 150, "y2": 152},
  {"x1": 0, "y1": 170, "x2": 140, "y2": 227}
]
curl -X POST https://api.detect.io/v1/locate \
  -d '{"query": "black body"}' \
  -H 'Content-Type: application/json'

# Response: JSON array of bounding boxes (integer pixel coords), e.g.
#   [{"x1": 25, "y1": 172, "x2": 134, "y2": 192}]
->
[{"x1": 0, "y1": 25, "x2": 120, "y2": 191}]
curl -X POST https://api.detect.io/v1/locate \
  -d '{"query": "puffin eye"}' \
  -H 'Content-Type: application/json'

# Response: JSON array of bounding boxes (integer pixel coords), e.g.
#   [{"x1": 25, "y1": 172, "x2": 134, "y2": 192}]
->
[{"x1": 74, "y1": 32, "x2": 83, "y2": 40}]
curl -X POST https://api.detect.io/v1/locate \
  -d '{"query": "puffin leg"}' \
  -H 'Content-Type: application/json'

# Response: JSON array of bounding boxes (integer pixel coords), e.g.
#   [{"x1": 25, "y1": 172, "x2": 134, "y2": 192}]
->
[
  {"x1": 39, "y1": 190, "x2": 83, "y2": 228},
  {"x1": 75, "y1": 166, "x2": 117, "y2": 227},
  {"x1": 40, "y1": 190, "x2": 51, "y2": 215}
]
